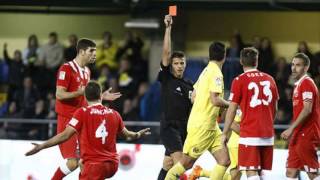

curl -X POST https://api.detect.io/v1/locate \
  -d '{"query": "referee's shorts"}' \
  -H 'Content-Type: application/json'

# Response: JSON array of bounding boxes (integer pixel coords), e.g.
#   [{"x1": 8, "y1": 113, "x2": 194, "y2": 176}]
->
[{"x1": 160, "y1": 121, "x2": 187, "y2": 156}]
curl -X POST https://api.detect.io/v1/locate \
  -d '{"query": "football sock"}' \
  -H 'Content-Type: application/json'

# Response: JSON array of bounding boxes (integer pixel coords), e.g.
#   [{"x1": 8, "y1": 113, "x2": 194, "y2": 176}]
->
[
  {"x1": 165, "y1": 162, "x2": 186, "y2": 180},
  {"x1": 51, "y1": 162, "x2": 72, "y2": 180},
  {"x1": 223, "y1": 172, "x2": 232, "y2": 180},
  {"x1": 200, "y1": 169, "x2": 211, "y2": 177},
  {"x1": 210, "y1": 164, "x2": 228, "y2": 180}
]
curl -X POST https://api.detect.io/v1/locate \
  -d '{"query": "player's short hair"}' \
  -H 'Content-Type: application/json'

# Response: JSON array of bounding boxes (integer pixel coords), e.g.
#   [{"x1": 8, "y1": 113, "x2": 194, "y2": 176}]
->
[
  {"x1": 293, "y1": 53, "x2": 310, "y2": 66},
  {"x1": 85, "y1": 81, "x2": 101, "y2": 102},
  {"x1": 76, "y1": 38, "x2": 96, "y2": 53},
  {"x1": 240, "y1": 47, "x2": 259, "y2": 67},
  {"x1": 209, "y1": 42, "x2": 226, "y2": 61},
  {"x1": 170, "y1": 51, "x2": 186, "y2": 63}
]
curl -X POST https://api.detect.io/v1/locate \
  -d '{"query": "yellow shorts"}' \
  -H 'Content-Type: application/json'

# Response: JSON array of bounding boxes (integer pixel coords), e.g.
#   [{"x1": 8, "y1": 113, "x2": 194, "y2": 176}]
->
[
  {"x1": 183, "y1": 126, "x2": 223, "y2": 159},
  {"x1": 227, "y1": 147, "x2": 238, "y2": 170}
]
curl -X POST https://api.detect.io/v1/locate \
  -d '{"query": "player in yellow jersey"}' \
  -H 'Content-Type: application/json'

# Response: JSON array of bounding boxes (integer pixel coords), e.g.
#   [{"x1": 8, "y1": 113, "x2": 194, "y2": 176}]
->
[
  {"x1": 189, "y1": 109, "x2": 242, "y2": 180},
  {"x1": 165, "y1": 42, "x2": 230, "y2": 180}
]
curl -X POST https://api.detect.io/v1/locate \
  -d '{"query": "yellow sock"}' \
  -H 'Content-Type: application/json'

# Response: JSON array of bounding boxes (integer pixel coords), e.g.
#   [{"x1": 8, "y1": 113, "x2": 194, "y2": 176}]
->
[
  {"x1": 210, "y1": 164, "x2": 228, "y2": 180},
  {"x1": 200, "y1": 169, "x2": 211, "y2": 177},
  {"x1": 222, "y1": 172, "x2": 231, "y2": 180},
  {"x1": 165, "y1": 162, "x2": 186, "y2": 180}
]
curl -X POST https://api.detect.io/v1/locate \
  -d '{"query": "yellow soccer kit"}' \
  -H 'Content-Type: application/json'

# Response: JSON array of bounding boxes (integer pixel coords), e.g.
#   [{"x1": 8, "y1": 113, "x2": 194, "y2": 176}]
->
[
  {"x1": 183, "y1": 61, "x2": 224, "y2": 158},
  {"x1": 227, "y1": 109, "x2": 242, "y2": 170}
]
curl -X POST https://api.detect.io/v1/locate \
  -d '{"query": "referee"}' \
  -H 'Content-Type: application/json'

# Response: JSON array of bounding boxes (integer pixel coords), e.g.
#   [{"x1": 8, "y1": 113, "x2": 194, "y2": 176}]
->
[{"x1": 157, "y1": 15, "x2": 194, "y2": 180}]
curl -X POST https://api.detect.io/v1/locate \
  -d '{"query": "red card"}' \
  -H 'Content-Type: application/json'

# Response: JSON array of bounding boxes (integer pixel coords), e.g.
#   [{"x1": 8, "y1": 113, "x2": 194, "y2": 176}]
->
[{"x1": 169, "y1": 5, "x2": 177, "y2": 16}]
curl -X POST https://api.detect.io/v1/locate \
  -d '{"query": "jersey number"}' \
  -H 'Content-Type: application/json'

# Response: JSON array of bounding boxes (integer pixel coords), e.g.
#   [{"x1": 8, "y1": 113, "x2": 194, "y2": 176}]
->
[
  {"x1": 248, "y1": 81, "x2": 273, "y2": 108},
  {"x1": 95, "y1": 120, "x2": 108, "y2": 144}
]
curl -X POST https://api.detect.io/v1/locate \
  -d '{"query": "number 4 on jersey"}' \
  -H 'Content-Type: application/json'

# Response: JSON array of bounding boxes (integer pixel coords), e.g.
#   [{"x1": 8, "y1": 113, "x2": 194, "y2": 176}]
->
[
  {"x1": 248, "y1": 81, "x2": 273, "y2": 108},
  {"x1": 95, "y1": 120, "x2": 108, "y2": 144}
]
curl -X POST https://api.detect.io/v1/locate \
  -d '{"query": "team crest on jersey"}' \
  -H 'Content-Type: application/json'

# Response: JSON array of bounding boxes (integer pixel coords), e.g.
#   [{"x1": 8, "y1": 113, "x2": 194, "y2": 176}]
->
[
  {"x1": 59, "y1": 71, "x2": 66, "y2": 80},
  {"x1": 192, "y1": 147, "x2": 199, "y2": 153},
  {"x1": 215, "y1": 77, "x2": 222, "y2": 86}
]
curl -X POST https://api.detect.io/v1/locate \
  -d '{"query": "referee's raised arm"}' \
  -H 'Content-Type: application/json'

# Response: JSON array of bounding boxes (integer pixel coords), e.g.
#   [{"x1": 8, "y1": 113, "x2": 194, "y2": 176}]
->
[{"x1": 162, "y1": 15, "x2": 173, "y2": 67}]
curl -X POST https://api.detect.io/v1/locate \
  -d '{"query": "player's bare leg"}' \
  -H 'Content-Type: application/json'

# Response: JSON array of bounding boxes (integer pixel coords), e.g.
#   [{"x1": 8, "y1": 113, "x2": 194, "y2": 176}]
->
[
  {"x1": 246, "y1": 170, "x2": 260, "y2": 180},
  {"x1": 230, "y1": 168, "x2": 241, "y2": 180},
  {"x1": 307, "y1": 172, "x2": 320, "y2": 180},
  {"x1": 170, "y1": 151, "x2": 183, "y2": 164},
  {"x1": 285, "y1": 168, "x2": 299, "y2": 179},
  {"x1": 210, "y1": 147, "x2": 230, "y2": 180}
]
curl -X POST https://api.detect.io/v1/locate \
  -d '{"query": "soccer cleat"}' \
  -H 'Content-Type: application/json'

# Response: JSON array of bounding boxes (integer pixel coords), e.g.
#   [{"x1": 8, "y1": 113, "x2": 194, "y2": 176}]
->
[{"x1": 188, "y1": 165, "x2": 202, "y2": 180}]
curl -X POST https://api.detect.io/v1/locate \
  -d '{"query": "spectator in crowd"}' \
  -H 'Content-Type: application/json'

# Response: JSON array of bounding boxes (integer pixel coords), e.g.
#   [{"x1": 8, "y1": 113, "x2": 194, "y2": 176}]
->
[
  {"x1": 226, "y1": 30, "x2": 245, "y2": 58},
  {"x1": 96, "y1": 31, "x2": 120, "y2": 71},
  {"x1": 118, "y1": 57, "x2": 137, "y2": 97},
  {"x1": 273, "y1": 57, "x2": 291, "y2": 88},
  {"x1": 97, "y1": 65, "x2": 112, "y2": 91},
  {"x1": 297, "y1": 41, "x2": 317, "y2": 77},
  {"x1": 118, "y1": 31, "x2": 148, "y2": 82},
  {"x1": 38, "y1": 32, "x2": 64, "y2": 90},
  {"x1": 22, "y1": 34, "x2": 47, "y2": 96},
  {"x1": 45, "y1": 92, "x2": 56, "y2": 119},
  {"x1": 11, "y1": 76, "x2": 40, "y2": 118},
  {"x1": 3, "y1": 43, "x2": 25, "y2": 102},
  {"x1": 22, "y1": 34, "x2": 40, "y2": 66},
  {"x1": 252, "y1": 36, "x2": 262, "y2": 50},
  {"x1": 258, "y1": 37, "x2": 275, "y2": 75},
  {"x1": 64, "y1": 34, "x2": 78, "y2": 62}
]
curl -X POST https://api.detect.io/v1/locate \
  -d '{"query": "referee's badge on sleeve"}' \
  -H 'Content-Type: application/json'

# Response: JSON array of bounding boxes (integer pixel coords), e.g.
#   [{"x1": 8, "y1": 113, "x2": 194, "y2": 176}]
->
[{"x1": 59, "y1": 71, "x2": 66, "y2": 80}]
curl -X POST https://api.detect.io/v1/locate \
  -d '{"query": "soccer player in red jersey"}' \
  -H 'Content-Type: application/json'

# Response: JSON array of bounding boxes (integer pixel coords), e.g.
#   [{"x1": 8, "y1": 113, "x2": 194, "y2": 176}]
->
[
  {"x1": 26, "y1": 81, "x2": 150, "y2": 180},
  {"x1": 281, "y1": 53, "x2": 320, "y2": 180},
  {"x1": 222, "y1": 47, "x2": 279, "y2": 180},
  {"x1": 53, "y1": 38, "x2": 121, "y2": 179}
]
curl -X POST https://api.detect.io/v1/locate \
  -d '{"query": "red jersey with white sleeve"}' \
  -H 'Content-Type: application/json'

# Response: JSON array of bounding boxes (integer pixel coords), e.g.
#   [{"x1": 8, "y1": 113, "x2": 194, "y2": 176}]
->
[
  {"x1": 68, "y1": 104, "x2": 125, "y2": 164},
  {"x1": 292, "y1": 75, "x2": 320, "y2": 140},
  {"x1": 55, "y1": 60, "x2": 90, "y2": 118},
  {"x1": 229, "y1": 69, "x2": 279, "y2": 146}
]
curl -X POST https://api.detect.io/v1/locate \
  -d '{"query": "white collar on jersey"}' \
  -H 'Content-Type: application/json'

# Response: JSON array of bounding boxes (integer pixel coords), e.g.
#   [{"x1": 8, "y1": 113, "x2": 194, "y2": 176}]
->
[
  {"x1": 294, "y1": 74, "x2": 308, "y2": 86},
  {"x1": 73, "y1": 59, "x2": 85, "y2": 71},
  {"x1": 87, "y1": 102, "x2": 102, "y2": 108},
  {"x1": 244, "y1": 68, "x2": 258, "y2": 73}
]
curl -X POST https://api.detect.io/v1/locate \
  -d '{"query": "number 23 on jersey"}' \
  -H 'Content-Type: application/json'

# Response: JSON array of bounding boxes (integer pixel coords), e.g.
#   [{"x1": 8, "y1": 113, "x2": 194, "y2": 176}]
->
[{"x1": 248, "y1": 80, "x2": 273, "y2": 108}]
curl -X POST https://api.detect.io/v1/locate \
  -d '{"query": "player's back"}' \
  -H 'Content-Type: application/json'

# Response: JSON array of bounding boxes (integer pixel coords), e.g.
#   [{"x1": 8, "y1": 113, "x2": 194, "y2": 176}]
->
[
  {"x1": 188, "y1": 61, "x2": 224, "y2": 130},
  {"x1": 73, "y1": 104, "x2": 124, "y2": 164},
  {"x1": 232, "y1": 69, "x2": 278, "y2": 138}
]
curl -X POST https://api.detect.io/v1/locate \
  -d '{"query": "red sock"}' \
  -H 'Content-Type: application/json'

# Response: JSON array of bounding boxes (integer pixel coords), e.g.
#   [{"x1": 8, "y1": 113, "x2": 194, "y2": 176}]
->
[{"x1": 51, "y1": 168, "x2": 66, "y2": 180}]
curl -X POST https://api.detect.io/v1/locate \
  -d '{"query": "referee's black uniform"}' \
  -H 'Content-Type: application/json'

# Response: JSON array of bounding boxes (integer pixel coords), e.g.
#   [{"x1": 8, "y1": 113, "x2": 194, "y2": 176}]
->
[{"x1": 158, "y1": 62, "x2": 193, "y2": 156}]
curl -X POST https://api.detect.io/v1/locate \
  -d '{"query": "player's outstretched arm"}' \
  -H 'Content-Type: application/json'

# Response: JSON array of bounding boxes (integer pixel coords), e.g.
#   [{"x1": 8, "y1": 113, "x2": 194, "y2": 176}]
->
[
  {"x1": 102, "y1": 87, "x2": 122, "y2": 101},
  {"x1": 221, "y1": 102, "x2": 238, "y2": 145},
  {"x1": 120, "y1": 127, "x2": 151, "y2": 141},
  {"x1": 162, "y1": 15, "x2": 173, "y2": 67},
  {"x1": 56, "y1": 86, "x2": 84, "y2": 100},
  {"x1": 25, "y1": 126, "x2": 76, "y2": 156},
  {"x1": 281, "y1": 100, "x2": 312, "y2": 140}
]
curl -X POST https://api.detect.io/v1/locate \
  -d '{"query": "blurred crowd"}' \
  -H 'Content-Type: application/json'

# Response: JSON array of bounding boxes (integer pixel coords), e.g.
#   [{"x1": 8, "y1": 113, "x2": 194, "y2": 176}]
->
[{"x1": 0, "y1": 31, "x2": 150, "y2": 140}]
